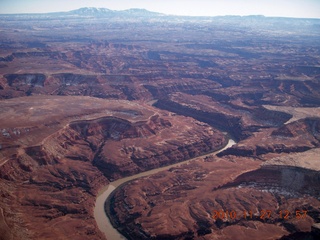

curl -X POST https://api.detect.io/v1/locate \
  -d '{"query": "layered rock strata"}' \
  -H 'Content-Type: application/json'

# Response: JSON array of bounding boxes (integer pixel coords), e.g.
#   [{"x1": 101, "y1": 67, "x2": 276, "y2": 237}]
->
[
  {"x1": 109, "y1": 118, "x2": 320, "y2": 240},
  {"x1": 0, "y1": 96, "x2": 225, "y2": 239}
]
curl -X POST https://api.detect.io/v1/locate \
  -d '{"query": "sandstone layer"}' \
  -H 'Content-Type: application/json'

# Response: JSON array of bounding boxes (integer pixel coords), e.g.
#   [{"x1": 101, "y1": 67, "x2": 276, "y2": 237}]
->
[
  {"x1": 109, "y1": 119, "x2": 320, "y2": 240},
  {"x1": 0, "y1": 96, "x2": 225, "y2": 239},
  {"x1": 1, "y1": 9, "x2": 320, "y2": 240}
]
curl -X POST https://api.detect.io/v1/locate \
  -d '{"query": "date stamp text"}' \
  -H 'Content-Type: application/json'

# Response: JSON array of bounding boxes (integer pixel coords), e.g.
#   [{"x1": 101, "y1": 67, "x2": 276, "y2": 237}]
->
[{"x1": 212, "y1": 210, "x2": 308, "y2": 220}]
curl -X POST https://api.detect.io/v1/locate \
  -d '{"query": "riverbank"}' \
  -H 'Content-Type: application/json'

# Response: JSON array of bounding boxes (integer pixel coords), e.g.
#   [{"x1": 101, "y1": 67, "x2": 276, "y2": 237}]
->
[{"x1": 94, "y1": 138, "x2": 236, "y2": 240}]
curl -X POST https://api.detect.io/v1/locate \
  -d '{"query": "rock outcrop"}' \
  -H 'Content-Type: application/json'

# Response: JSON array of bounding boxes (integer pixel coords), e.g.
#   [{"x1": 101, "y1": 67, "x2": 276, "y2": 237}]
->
[
  {"x1": 1, "y1": 10, "x2": 320, "y2": 240},
  {"x1": 0, "y1": 96, "x2": 225, "y2": 239},
  {"x1": 218, "y1": 118, "x2": 320, "y2": 157},
  {"x1": 109, "y1": 149, "x2": 320, "y2": 240}
]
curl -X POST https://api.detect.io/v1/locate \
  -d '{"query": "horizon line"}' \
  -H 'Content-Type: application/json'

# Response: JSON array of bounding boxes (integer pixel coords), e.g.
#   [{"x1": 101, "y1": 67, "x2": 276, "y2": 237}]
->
[{"x1": 1, "y1": 7, "x2": 320, "y2": 20}]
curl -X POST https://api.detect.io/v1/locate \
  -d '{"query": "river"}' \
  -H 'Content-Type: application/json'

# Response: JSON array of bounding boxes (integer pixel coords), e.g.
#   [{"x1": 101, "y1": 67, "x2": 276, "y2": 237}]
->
[{"x1": 94, "y1": 138, "x2": 236, "y2": 240}]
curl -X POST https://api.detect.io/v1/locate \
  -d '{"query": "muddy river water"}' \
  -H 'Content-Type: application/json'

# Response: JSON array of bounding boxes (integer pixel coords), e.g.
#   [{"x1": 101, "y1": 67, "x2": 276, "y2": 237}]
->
[{"x1": 94, "y1": 138, "x2": 236, "y2": 240}]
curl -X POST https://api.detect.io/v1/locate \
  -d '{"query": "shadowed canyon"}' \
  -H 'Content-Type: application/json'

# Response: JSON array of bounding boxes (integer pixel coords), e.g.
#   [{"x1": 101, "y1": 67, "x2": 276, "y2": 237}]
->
[{"x1": 0, "y1": 8, "x2": 320, "y2": 240}]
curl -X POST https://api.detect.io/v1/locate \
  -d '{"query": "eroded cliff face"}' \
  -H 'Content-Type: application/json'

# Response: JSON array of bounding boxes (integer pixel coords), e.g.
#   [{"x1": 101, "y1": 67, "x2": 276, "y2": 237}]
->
[
  {"x1": 24, "y1": 113, "x2": 225, "y2": 181},
  {"x1": 1, "y1": 12, "x2": 320, "y2": 240},
  {"x1": 154, "y1": 93, "x2": 292, "y2": 141},
  {"x1": 109, "y1": 152, "x2": 320, "y2": 240},
  {"x1": 108, "y1": 118, "x2": 320, "y2": 240},
  {"x1": 218, "y1": 118, "x2": 320, "y2": 158},
  {"x1": 0, "y1": 96, "x2": 226, "y2": 240}
]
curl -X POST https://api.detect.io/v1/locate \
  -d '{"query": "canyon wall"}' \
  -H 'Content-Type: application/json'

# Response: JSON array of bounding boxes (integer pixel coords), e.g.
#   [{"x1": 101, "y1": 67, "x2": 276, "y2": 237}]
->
[{"x1": 0, "y1": 96, "x2": 226, "y2": 239}]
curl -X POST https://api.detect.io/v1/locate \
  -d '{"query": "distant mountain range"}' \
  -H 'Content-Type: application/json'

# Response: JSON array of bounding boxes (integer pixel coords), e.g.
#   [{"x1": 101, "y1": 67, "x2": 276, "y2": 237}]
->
[
  {"x1": 1, "y1": 7, "x2": 319, "y2": 25},
  {"x1": 0, "y1": 7, "x2": 165, "y2": 18},
  {"x1": 68, "y1": 7, "x2": 165, "y2": 17}
]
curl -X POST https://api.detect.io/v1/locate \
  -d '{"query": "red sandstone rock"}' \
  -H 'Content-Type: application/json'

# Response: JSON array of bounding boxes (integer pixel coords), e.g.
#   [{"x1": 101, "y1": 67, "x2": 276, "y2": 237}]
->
[
  {"x1": 110, "y1": 153, "x2": 320, "y2": 239},
  {"x1": 1, "y1": 11, "x2": 320, "y2": 240},
  {"x1": 0, "y1": 96, "x2": 225, "y2": 239}
]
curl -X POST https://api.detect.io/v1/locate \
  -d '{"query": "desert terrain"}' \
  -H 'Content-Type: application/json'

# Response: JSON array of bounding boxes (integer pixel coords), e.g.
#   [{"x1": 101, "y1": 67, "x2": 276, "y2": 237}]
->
[{"x1": 0, "y1": 8, "x2": 320, "y2": 240}]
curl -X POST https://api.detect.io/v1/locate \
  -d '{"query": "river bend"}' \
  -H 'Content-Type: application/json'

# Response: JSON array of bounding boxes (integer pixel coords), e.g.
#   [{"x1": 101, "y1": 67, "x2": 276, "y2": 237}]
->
[{"x1": 94, "y1": 138, "x2": 236, "y2": 240}]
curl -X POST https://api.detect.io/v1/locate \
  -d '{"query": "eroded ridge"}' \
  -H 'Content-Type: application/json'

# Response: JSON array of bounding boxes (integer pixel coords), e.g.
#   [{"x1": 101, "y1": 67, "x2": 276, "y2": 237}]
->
[
  {"x1": 1, "y1": 9, "x2": 320, "y2": 240},
  {"x1": 0, "y1": 96, "x2": 225, "y2": 239},
  {"x1": 108, "y1": 118, "x2": 320, "y2": 240}
]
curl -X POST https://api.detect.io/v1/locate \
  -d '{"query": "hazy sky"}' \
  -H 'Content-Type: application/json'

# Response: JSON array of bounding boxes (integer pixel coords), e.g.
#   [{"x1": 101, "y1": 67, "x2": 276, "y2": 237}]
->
[{"x1": 1, "y1": 0, "x2": 319, "y2": 18}]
